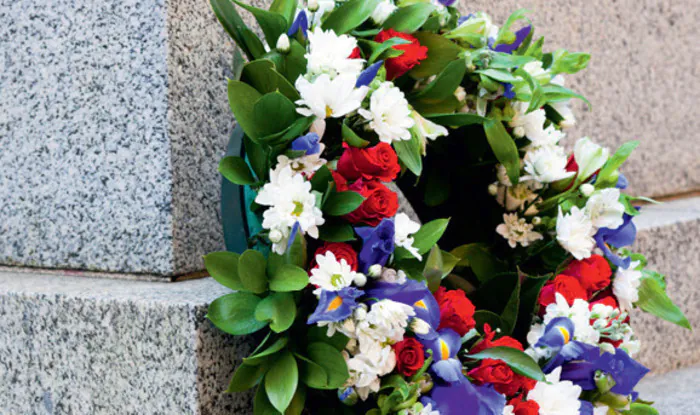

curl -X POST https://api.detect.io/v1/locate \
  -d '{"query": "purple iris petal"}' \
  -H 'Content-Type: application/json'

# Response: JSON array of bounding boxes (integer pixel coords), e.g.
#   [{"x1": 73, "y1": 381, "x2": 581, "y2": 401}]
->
[
  {"x1": 594, "y1": 213, "x2": 637, "y2": 268},
  {"x1": 430, "y1": 382, "x2": 506, "y2": 415},
  {"x1": 422, "y1": 328, "x2": 461, "y2": 361},
  {"x1": 355, "y1": 218, "x2": 395, "y2": 273},
  {"x1": 543, "y1": 341, "x2": 600, "y2": 374},
  {"x1": 366, "y1": 279, "x2": 441, "y2": 328},
  {"x1": 458, "y1": 13, "x2": 475, "y2": 25},
  {"x1": 438, "y1": 0, "x2": 457, "y2": 6},
  {"x1": 356, "y1": 61, "x2": 383, "y2": 88},
  {"x1": 616, "y1": 173, "x2": 629, "y2": 189},
  {"x1": 493, "y1": 25, "x2": 532, "y2": 54},
  {"x1": 502, "y1": 82, "x2": 516, "y2": 99},
  {"x1": 291, "y1": 132, "x2": 321, "y2": 155},
  {"x1": 559, "y1": 348, "x2": 649, "y2": 396},
  {"x1": 535, "y1": 317, "x2": 576, "y2": 350},
  {"x1": 432, "y1": 359, "x2": 464, "y2": 383},
  {"x1": 286, "y1": 221, "x2": 300, "y2": 251},
  {"x1": 307, "y1": 287, "x2": 363, "y2": 325},
  {"x1": 579, "y1": 401, "x2": 594, "y2": 415},
  {"x1": 287, "y1": 11, "x2": 309, "y2": 37}
]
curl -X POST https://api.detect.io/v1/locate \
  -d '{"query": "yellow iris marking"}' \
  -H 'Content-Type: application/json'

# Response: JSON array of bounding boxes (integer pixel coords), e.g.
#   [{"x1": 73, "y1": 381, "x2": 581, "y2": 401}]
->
[
  {"x1": 292, "y1": 201, "x2": 304, "y2": 216},
  {"x1": 327, "y1": 296, "x2": 343, "y2": 312},
  {"x1": 325, "y1": 106, "x2": 333, "y2": 118},
  {"x1": 558, "y1": 326, "x2": 571, "y2": 344},
  {"x1": 440, "y1": 340, "x2": 450, "y2": 360},
  {"x1": 414, "y1": 300, "x2": 427, "y2": 309}
]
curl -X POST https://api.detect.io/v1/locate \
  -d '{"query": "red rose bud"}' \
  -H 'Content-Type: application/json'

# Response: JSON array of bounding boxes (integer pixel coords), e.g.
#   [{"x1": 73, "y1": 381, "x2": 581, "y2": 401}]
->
[
  {"x1": 564, "y1": 255, "x2": 612, "y2": 296},
  {"x1": 374, "y1": 29, "x2": 428, "y2": 80},
  {"x1": 468, "y1": 359, "x2": 536, "y2": 397},
  {"x1": 337, "y1": 142, "x2": 401, "y2": 183},
  {"x1": 344, "y1": 179, "x2": 399, "y2": 227},
  {"x1": 434, "y1": 287, "x2": 476, "y2": 336},
  {"x1": 393, "y1": 338, "x2": 425, "y2": 377},
  {"x1": 330, "y1": 169, "x2": 349, "y2": 192},
  {"x1": 508, "y1": 396, "x2": 540, "y2": 415},
  {"x1": 309, "y1": 242, "x2": 358, "y2": 271},
  {"x1": 348, "y1": 46, "x2": 362, "y2": 59},
  {"x1": 538, "y1": 274, "x2": 588, "y2": 309}
]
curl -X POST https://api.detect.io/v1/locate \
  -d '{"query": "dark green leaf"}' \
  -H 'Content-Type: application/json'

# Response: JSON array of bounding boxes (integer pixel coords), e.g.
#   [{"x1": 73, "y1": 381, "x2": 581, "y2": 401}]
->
[
  {"x1": 269, "y1": 0, "x2": 297, "y2": 25},
  {"x1": 306, "y1": 342, "x2": 349, "y2": 389},
  {"x1": 319, "y1": 222, "x2": 356, "y2": 242},
  {"x1": 265, "y1": 351, "x2": 298, "y2": 413},
  {"x1": 637, "y1": 276, "x2": 691, "y2": 329},
  {"x1": 394, "y1": 129, "x2": 423, "y2": 176},
  {"x1": 396, "y1": 219, "x2": 450, "y2": 260},
  {"x1": 219, "y1": 156, "x2": 257, "y2": 185},
  {"x1": 239, "y1": 249, "x2": 268, "y2": 294},
  {"x1": 500, "y1": 276, "x2": 521, "y2": 335},
  {"x1": 207, "y1": 292, "x2": 268, "y2": 335},
  {"x1": 412, "y1": 59, "x2": 467, "y2": 102},
  {"x1": 423, "y1": 247, "x2": 460, "y2": 292},
  {"x1": 296, "y1": 354, "x2": 328, "y2": 389},
  {"x1": 255, "y1": 292, "x2": 297, "y2": 332},
  {"x1": 467, "y1": 346, "x2": 545, "y2": 381},
  {"x1": 596, "y1": 141, "x2": 640, "y2": 188},
  {"x1": 322, "y1": 0, "x2": 381, "y2": 34},
  {"x1": 359, "y1": 38, "x2": 410, "y2": 64},
  {"x1": 342, "y1": 122, "x2": 370, "y2": 148},
  {"x1": 474, "y1": 310, "x2": 503, "y2": 332},
  {"x1": 382, "y1": 3, "x2": 436, "y2": 33},
  {"x1": 245, "y1": 337, "x2": 289, "y2": 365},
  {"x1": 307, "y1": 326, "x2": 350, "y2": 351},
  {"x1": 269, "y1": 264, "x2": 309, "y2": 292},
  {"x1": 484, "y1": 119, "x2": 520, "y2": 186},
  {"x1": 244, "y1": 134, "x2": 270, "y2": 182},
  {"x1": 253, "y1": 92, "x2": 298, "y2": 138},
  {"x1": 204, "y1": 251, "x2": 245, "y2": 291},
  {"x1": 426, "y1": 113, "x2": 488, "y2": 127},
  {"x1": 254, "y1": 385, "x2": 282, "y2": 415},
  {"x1": 409, "y1": 32, "x2": 463, "y2": 78},
  {"x1": 242, "y1": 59, "x2": 300, "y2": 101},
  {"x1": 233, "y1": 1, "x2": 287, "y2": 48},
  {"x1": 227, "y1": 362, "x2": 269, "y2": 392},
  {"x1": 450, "y1": 243, "x2": 506, "y2": 283},
  {"x1": 282, "y1": 40, "x2": 307, "y2": 83},
  {"x1": 228, "y1": 80, "x2": 264, "y2": 140},
  {"x1": 323, "y1": 191, "x2": 365, "y2": 216},
  {"x1": 210, "y1": 0, "x2": 265, "y2": 60},
  {"x1": 284, "y1": 384, "x2": 306, "y2": 415}
]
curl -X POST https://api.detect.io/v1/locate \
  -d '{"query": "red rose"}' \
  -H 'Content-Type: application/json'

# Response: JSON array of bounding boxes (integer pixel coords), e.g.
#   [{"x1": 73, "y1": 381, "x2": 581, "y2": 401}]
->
[
  {"x1": 434, "y1": 287, "x2": 476, "y2": 336},
  {"x1": 393, "y1": 338, "x2": 425, "y2": 377},
  {"x1": 330, "y1": 169, "x2": 349, "y2": 192},
  {"x1": 508, "y1": 396, "x2": 540, "y2": 415},
  {"x1": 590, "y1": 289, "x2": 619, "y2": 310},
  {"x1": 468, "y1": 359, "x2": 535, "y2": 397},
  {"x1": 309, "y1": 242, "x2": 358, "y2": 271},
  {"x1": 538, "y1": 274, "x2": 588, "y2": 309},
  {"x1": 337, "y1": 143, "x2": 401, "y2": 182},
  {"x1": 564, "y1": 255, "x2": 612, "y2": 296},
  {"x1": 348, "y1": 47, "x2": 362, "y2": 59},
  {"x1": 344, "y1": 179, "x2": 398, "y2": 226},
  {"x1": 374, "y1": 29, "x2": 428, "y2": 80},
  {"x1": 471, "y1": 324, "x2": 524, "y2": 355}
]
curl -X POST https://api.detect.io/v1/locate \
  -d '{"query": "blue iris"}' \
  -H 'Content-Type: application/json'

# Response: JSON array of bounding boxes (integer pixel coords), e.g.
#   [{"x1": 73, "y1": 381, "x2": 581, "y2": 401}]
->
[
  {"x1": 594, "y1": 212, "x2": 637, "y2": 268},
  {"x1": 427, "y1": 381, "x2": 506, "y2": 415},
  {"x1": 560, "y1": 347, "x2": 650, "y2": 396},
  {"x1": 355, "y1": 218, "x2": 395, "y2": 273},
  {"x1": 535, "y1": 317, "x2": 601, "y2": 373},
  {"x1": 493, "y1": 25, "x2": 532, "y2": 54},
  {"x1": 287, "y1": 11, "x2": 309, "y2": 37},
  {"x1": 366, "y1": 279, "x2": 441, "y2": 332},
  {"x1": 307, "y1": 287, "x2": 363, "y2": 325},
  {"x1": 356, "y1": 61, "x2": 383, "y2": 88},
  {"x1": 290, "y1": 132, "x2": 321, "y2": 155}
]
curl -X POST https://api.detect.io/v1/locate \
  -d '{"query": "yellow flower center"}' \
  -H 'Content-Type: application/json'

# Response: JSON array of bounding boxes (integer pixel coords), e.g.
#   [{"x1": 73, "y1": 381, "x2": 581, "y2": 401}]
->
[{"x1": 292, "y1": 201, "x2": 304, "y2": 216}]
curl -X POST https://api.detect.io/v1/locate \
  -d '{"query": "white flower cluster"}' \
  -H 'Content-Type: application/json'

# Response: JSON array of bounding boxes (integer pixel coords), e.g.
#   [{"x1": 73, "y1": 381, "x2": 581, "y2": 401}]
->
[
  {"x1": 527, "y1": 367, "x2": 582, "y2": 415},
  {"x1": 309, "y1": 251, "x2": 367, "y2": 294}
]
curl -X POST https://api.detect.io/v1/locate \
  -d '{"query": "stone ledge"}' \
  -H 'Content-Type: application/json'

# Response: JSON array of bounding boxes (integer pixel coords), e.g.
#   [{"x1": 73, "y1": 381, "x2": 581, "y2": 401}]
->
[
  {"x1": 0, "y1": 270, "x2": 251, "y2": 415},
  {"x1": 636, "y1": 365, "x2": 700, "y2": 414}
]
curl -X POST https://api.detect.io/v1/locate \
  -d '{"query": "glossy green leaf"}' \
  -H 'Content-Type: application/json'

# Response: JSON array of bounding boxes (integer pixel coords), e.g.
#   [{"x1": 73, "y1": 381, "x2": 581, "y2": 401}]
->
[
  {"x1": 342, "y1": 122, "x2": 370, "y2": 148},
  {"x1": 395, "y1": 219, "x2": 450, "y2": 261},
  {"x1": 426, "y1": 113, "x2": 488, "y2": 127},
  {"x1": 253, "y1": 92, "x2": 298, "y2": 138},
  {"x1": 255, "y1": 292, "x2": 297, "y2": 332},
  {"x1": 423, "y1": 247, "x2": 460, "y2": 292},
  {"x1": 265, "y1": 351, "x2": 298, "y2": 413},
  {"x1": 254, "y1": 385, "x2": 281, "y2": 415},
  {"x1": 484, "y1": 119, "x2": 520, "y2": 186},
  {"x1": 359, "y1": 38, "x2": 409, "y2": 64},
  {"x1": 412, "y1": 59, "x2": 467, "y2": 102},
  {"x1": 284, "y1": 384, "x2": 306, "y2": 415},
  {"x1": 227, "y1": 362, "x2": 270, "y2": 392},
  {"x1": 210, "y1": 0, "x2": 265, "y2": 60},
  {"x1": 207, "y1": 292, "x2": 268, "y2": 335},
  {"x1": 233, "y1": 1, "x2": 287, "y2": 48},
  {"x1": 622, "y1": 403, "x2": 660, "y2": 415},
  {"x1": 541, "y1": 83, "x2": 591, "y2": 107},
  {"x1": 269, "y1": 264, "x2": 309, "y2": 292},
  {"x1": 467, "y1": 346, "x2": 545, "y2": 381},
  {"x1": 636, "y1": 276, "x2": 691, "y2": 329},
  {"x1": 242, "y1": 59, "x2": 300, "y2": 101},
  {"x1": 476, "y1": 68, "x2": 519, "y2": 84},
  {"x1": 409, "y1": 32, "x2": 463, "y2": 78},
  {"x1": 204, "y1": 251, "x2": 245, "y2": 291},
  {"x1": 382, "y1": 3, "x2": 436, "y2": 33},
  {"x1": 244, "y1": 337, "x2": 289, "y2": 366},
  {"x1": 323, "y1": 191, "x2": 365, "y2": 216},
  {"x1": 474, "y1": 310, "x2": 503, "y2": 332},
  {"x1": 393, "y1": 128, "x2": 423, "y2": 176},
  {"x1": 306, "y1": 342, "x2": 349, "y2": 389},
  {"x1": 296, "y1": 354, "x2": 328, "y2": 389},
  {"x1": 322, "y1": 0, "x2": 381, "y2": 34},
  {"x1": 269, "y1": 0, "x2": 297, "y2": 25},
  {"x1": 450, "y1": 243, "x2": 506, "y2": 283},
  {"x1": 282, "y1": 40, "x2": 307, "y2": 84},
  {"x1": 318, "y1": 222, "x2": 356, "y2": 242},
  {"x1": 219, "y1": 156, "x2": 257, "y2": 185},
  {"x1": 244, "y1": 134, "x2": 269, "y2": 182},
  {"x1": 500, "y1": 276, "x2": 521, "y2": 335},
  {"x1": 228, "y1": 80, "x2": 264, "y2": 140},
  {"x1": 307, "y1": 326, "x2": 350, "y2": 351},
  {"x1": 239, "y1": 249, "x2": 268, "y2": 294},
  {"x1": 596, "y1": 141, "x2": 640, "y2": 188}
]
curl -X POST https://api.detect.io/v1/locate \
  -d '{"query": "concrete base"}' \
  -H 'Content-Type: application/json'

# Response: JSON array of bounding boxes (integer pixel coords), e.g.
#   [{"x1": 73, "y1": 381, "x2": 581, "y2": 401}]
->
[
  {"x1": 0, "y1": 270, "x2": 252, "y2": 415},
  {"x1": 637, "y1": 365, "x2": 700, "y2": 414}
]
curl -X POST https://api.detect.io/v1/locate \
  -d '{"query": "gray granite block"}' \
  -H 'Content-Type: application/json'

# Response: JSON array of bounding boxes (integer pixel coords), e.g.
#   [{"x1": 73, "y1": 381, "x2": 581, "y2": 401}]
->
[
  {"x1": 637, "y1": 365, "x2": 700, "y2": 414},
  {"x1": 0, "y1": 269, "x2": 254, "y2": 414},
  {"x1": 0, "y1": 0, "x2": 237, "y2": 276}
]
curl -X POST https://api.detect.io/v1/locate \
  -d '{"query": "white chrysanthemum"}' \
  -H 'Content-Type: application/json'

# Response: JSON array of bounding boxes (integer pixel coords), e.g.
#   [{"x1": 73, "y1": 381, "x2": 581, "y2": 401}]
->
[
  {"x1": 295, "y1": 73, "x2": 369, "y2": 119},
  {"x1": 593, "y1": 405, "x2": 610, "y2": 415},
  {"x1": 585, "y1": 188, "x2": 625, "y2": 229},
  {"x1": 503, "y1": 405, "x2": 515, "y2": 415},
  {"x1": 522, "y1": 61, "x2": 550, "y2": 82},
  {"x1": 495, "y1": 182, "x2": 539, "y2": 212},
  {"x1": 305, "y1": 27, "x2": 364, "y2": 78},
  {"x1": 418, "y1": 403, "x2": 440, "y2": 415},
  {"x1": 394, "y1": 213, "x2": 422, "y2": 260},
  {"x1": 556, "y1": 206, "x2": 596, "y2": 260},
  {"x1": 509, "y1": 102, "x2": 547, "y2": 139},
  {"x1": 309, "y1": 251, "x2": 365, "y2": 295},
  {"x1": 359, "y1": 82, "x2": 415, "y2": 143},
  {"x1": 255, "y1": 165, "x2": 324, "y2": 254},
  {"x1": 574, "y1": 137, "x2": 610, "y2": 180},
  {"x1": 273, "y1": 151, "x2": 326, "y2": 177},
  {"x1": 370, "y1": 0, "x2": 397, "y2": 24},
  {"x1": 528, "y1": 125, "x2": 565, "y2": 148},
  {"x1": 364, "y1": 299, "x2": 415, "y2": 344},
  {"x1": 613, "y1": 260, "x2": 643, "y2": 312},
  {"x1": 496, "y1": 213, "x2": 543, "y2": 248},
  {"x1": 527, "y1": 367, "x2": 582, "y2": 415},
  {"x1": 344, "y1": 343, "x2": 396, "y2": 400},
  {"x1": 523, "y1": 145, "x2": 575, "y2": 184}
]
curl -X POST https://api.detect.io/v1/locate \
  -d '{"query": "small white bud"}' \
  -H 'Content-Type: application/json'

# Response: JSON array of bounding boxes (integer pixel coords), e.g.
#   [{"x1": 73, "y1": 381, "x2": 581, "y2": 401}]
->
[
  {"x1": 269, "y1": 229, "x2": 283, "y2": 243},
  {"x1": 368, "y1": 264, "x2": 383, "y2": 278},
  {"x1": 532, "y1": 216, "x2": 542, "y2": 225},
  {"x1": 353, "y1": 273, "x2": 367, "y2": 287},
  {"x1": 276, "y1": 34, "x2": 290, "y2": 53},
  {"x1": 410, "y1": 318, "x2": 431, "y2": 335},
  {"x1": 513, "y1": 126, "x2": 526, "y2": 138},
  {"x1": 580, "y1": 183, "x2": 595, "y2": 197},
  {"x1": 454, "y1": 86, "x2": 467, "y2": 102},
  {"x1": 354, "y1": 305, "x2": 367, "y2": 320},
  {"x1": 488, "y1": 183, "x2": 499, "y2": 196},
  {"x1": 307, "y1": 0, "x2": 319, "y2": 12}
]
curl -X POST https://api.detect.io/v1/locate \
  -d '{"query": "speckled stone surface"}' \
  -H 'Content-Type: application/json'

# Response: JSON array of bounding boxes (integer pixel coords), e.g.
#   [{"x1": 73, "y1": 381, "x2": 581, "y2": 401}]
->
[
  {"x1": 637, "y1": 365, "x2": 700, "y2": 414},
  {"x1": 456, "y1": 0, "x2": 700, "y2": 198},
  {"x1": 0, "y1": 270, "x2": 254, "y2": 414},
  {"x1": 0, "y1": 0, "x2": 235, "y2": 276}
]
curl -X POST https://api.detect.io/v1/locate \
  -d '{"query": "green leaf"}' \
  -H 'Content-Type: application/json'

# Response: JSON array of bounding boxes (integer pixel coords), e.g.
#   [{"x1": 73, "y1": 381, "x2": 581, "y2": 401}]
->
[
  {"x1": 488, "y1": 52, "x2": 537, "y2": 69},
  {"x1": 242, "y1": 59, "x2": 300, "y2": 101},
  {"x1": 296, "y1": 354, "x2": 328, "y2": 389},
  {"x1": 484, "y1": 119, "x2": 520, "y2": 186},
  {"x1": 204, "y1": 251, "x2": 245, "y2": 291},
  {"x1": 396, "y1": 219, "x2": 450, "y2": 260},
  {"x1": 324, "y1": 191, "x2": 365, "y2": 216},
  {"x1": 264, "y1": 351, "x2": 298, "y2": 413},
  {"x1": 319, "y1": 222, "x2": 356, "y2": 242},
  {"x1": 359, "y1": 38, "x2": 410, "y2": 64},
  {"x1": 207, "y1": 292, "x2": 268, "y2": 335},
  {"x1": 305, "y1": 342, "x2": 349, "y2": 389},
  {"x1": 258, "y1": 116, "x2": 315, "y2": 147},
  {"x1": 382, "y1": 3, "x2": 436, "y2": 33},
  {"x1": 467, "y1": 346, "x2": 546, "y2": 381},
  {"x1": 322, "y1": 0, "x2": 381, "y2": 34},
  {"x1": 500, "y1": 276, "x2": 521, "y2": 335},
  {"x1": 253, "y1": 92, "x2": 298, "y2": 138},
  {"x1": 393, "y1": 128, "x2": 423, "y2": 176},
  {"x1": 269, "y1": 0, "x2": 297, "y2": 24},
  {"x1": 550, "y1": 50, "x2": 590, "y2": 74},
  {"x1": 239, "y1": 250, "x2": 268, "y2": 294},
  {"x1": 233, "y1": 1, "x2": 287, "y2": 48},
  {"x1": 426, "y1": 113, "x2": 488, "y2": 127},
  {"x1": 254, "y1": 384, "x2": 282, "y2": 415},
  {"x1": 245, "y1": 337, "x2": 290, "y2": 365},
  {"x1": 474, "y1": 310, "x2": 503, "y2": 332},
  {"x1": 409, "y1": 32, "x2": 464, "y2": 79},
  {"x1": 450, "y1": 243, "x2": 506, "y2": 283},
  {"x1": 269, "y1": 264, "x2": 309, "y2": 292},
  {"x1": 622, "y1": 403, "x2": 660, "y2": 415},
  {"x1": 285, "y1": 229, "x2": 307, "y2": 268},
  {"x1": 541, "y1": 83, "x2": 591, "y2": 107},
  {"x1": 342, "y1": 121, "x2": 370, "y2": 148},
  {"x1": 310, "y1": 165, "x2": 332, "y2": 193},
  {"x1": 210, "y1": 0, "x2": 265, "y2": 60},
  {"x1": 282, "y1": 40, "x2": 307, "y2": 84},
  {"x1": 476, "y1": 68, "x2": 519, "y2": 84},
  {"x1": 284, "y1": 384, "x2": 306, "y2": 415},
  {"x1": 219, "y1": 156, "x2": 257, "y2": 185},
  {"x1": 227, "y1": 362, "x2": 270, "y2": 392},
  {"x1": 228, "y1": 80, "x2": 264, "y2": 140},
  {"x1": 307, "y1": 326, "x2": 350, "y2": 351},
  {"x1": 412, "y1": 59, "x2": 467, "y2": 102},
  {"x1": 244, "y1": 134, "x2": 270, "y2": 182},
  {"x1": 513, "y1": 67, "x2": 543, "y2": 113},
  {"x1": 423, "y1": 247, "x2": 460, "y2": 292},
  {"x1": 255, "y1": 292, "x2": 297, "y2": 332},
  {"x1": 636, "y1": 276, "x2": 691, "y2": 329},
  {"x1": 596, "y1": 141, "x2": 640, "y2": 188}
]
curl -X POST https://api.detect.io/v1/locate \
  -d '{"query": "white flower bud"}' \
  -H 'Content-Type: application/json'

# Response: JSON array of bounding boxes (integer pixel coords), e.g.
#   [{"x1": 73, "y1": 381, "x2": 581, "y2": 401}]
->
[
  {"x1": 368, "y1": 264, "x2": 383, "y2": 278},
  {"x1": 410, "y1": 318, "x2": 431, "y2": 335},
  {"x1": 580, "y1": 183, "x2": 595, "y2": 197},
  {"x1": 276, "y1": 34, "x2": 290, "y2": 53},
  {"x1": 353, "y1": 273, "x2": 367, "y2": 287},
  {"x1": 454, "y1": 86, "x2": 467, "y2": 102},
  {"x1": 532, "y1": 216, "x2": 542, "y2": 225},
  {"x1": 307, "y1": 0, "x2": 319, "y2": 12},
  {"x1": 269, "y1": 229, "x2": 283, "y2": 243},
  {"x1": 513, "y1": 126, "x2": 526, "y2": 138},
  {"x1": 488, "y1": 183, "x2": 499, "y2": 196},
  {"x1": 354, "y1": 305, "x2": 367, "y2": 320}
]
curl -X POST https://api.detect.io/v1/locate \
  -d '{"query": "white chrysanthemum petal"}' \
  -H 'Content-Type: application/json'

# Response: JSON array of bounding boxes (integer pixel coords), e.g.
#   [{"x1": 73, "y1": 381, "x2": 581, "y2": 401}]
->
[
  {"x1": 585, "y1": 188, "x2": 625, "y2": 229},
  {"x1": 613, "y1": 260, "x2": 643, "y2": 312},
  {"x1": 556, "y1": 206, "x2": 595, "y2": 259},
  {"x1": 305, "y1": 27, "x2": 364, "y2": 78},
  {"x1": 361, "y1": 82, "x2": 415, "y2": 143}
]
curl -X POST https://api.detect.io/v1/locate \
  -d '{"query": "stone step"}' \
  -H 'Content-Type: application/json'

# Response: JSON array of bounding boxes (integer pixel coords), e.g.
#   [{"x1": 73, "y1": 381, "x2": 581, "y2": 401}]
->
[
  {"x1": 636, "y1": 365, "x2": 700, "y2": 414},
  {"x1": 0, "y1": 269, "x2": 250, "y2": 415}
]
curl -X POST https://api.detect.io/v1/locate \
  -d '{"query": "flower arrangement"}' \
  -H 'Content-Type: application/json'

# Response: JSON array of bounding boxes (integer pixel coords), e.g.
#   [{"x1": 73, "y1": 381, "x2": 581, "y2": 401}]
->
[{"x1": 204, "y1": 0, "x2": 690, "y2": 414}]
